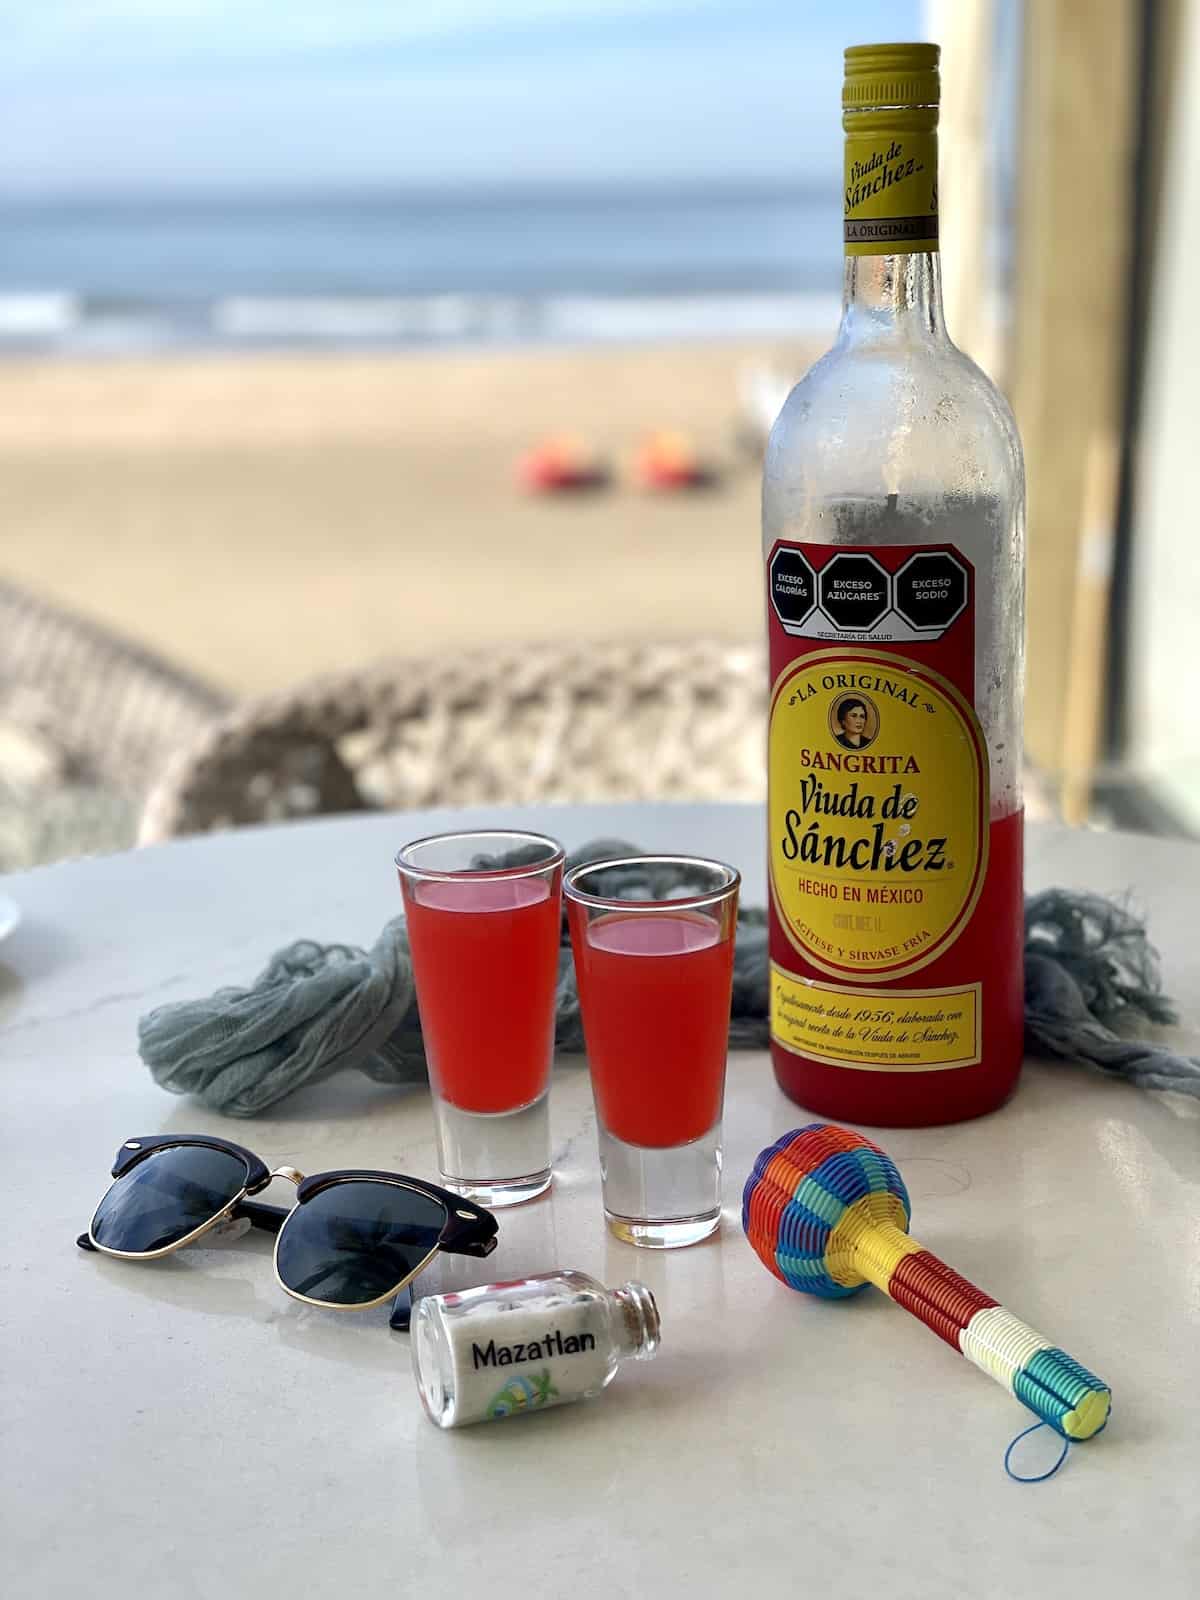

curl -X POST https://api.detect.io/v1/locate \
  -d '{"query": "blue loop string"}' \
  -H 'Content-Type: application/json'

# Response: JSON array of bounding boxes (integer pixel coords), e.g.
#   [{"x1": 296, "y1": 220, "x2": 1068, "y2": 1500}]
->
[{"x1": 1004, "y1": 1420, "x2": 1071, "y2": 1483}]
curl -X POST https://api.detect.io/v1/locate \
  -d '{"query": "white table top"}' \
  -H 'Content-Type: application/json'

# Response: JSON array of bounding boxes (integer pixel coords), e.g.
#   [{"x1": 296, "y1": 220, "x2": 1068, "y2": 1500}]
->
[{"x1": 2, "y1": 804, "x2": 1198, "y2": 1599}]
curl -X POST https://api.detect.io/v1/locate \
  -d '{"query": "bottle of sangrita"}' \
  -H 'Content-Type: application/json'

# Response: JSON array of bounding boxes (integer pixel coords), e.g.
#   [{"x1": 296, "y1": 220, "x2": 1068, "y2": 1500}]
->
[{"x1": 763, "y1": 43, "x2": 1025, "y2": 1126}]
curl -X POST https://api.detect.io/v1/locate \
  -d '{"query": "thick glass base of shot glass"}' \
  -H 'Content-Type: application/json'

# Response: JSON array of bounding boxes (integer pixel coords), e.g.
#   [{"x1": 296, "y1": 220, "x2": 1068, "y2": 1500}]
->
[
  {"x1": 433, "y1": 1091, "x2": 552, "y2": 1208},
  {"x1": 599, "y1": 1122, "x2": 722, "y2": 1249}
]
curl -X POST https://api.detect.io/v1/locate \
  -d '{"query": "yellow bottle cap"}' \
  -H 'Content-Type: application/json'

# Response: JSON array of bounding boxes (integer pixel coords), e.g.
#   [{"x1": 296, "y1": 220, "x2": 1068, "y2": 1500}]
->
[{"x1": 843, "y1": 43, "x2": 940, "y2": 111}]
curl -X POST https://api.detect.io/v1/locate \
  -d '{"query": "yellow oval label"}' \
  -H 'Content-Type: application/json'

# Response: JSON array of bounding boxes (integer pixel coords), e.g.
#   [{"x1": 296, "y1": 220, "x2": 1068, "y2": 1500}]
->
[{"x1": 769, "y1": 649, "x2": 988, "y2": 981}]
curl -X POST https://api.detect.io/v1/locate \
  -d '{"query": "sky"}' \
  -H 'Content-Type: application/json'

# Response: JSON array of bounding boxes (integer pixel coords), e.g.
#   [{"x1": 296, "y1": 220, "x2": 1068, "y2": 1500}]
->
[{"x1": 0, "y1": 0, "x2": 926, "y2": 198}]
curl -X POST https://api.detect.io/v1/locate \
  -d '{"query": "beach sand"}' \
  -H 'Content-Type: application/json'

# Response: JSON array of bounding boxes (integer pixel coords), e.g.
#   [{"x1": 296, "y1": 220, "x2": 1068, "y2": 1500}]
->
[{"x1": 0, "y1": 341, "x2": 820, "y2": 698}]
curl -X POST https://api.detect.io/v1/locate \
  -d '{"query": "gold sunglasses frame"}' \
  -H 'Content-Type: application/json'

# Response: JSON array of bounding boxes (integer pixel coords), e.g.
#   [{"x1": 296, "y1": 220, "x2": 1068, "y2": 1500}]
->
[{"x1": 83, "y1": 1137, "x2": 495, "y2": 1316}]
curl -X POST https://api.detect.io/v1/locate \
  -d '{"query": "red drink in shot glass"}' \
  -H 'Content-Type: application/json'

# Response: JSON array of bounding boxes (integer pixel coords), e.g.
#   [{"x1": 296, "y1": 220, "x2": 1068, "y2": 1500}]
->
[
  {"x1": 397, "y1": 830, "x2": 564, "y2": 1207},
  {"x1": 566, "y1": 855, "x2": 740, "y2": 1248}
]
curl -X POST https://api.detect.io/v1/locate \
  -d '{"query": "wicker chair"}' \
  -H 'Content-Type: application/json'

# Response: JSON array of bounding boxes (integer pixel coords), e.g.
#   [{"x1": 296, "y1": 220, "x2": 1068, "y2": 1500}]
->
[
  {"x1": 138, "y1": 639, "x2": 767, "y2": 842},
  {"x1": 0, "y1": 580, "x2": 229, "y2": 868}
]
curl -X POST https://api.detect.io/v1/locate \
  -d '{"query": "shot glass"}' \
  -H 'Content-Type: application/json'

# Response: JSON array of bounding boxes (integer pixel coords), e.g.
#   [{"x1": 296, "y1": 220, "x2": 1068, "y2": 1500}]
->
[
  {"x1": 396, "y1": 830, "x2": 564, "y2": 1208},
  {"x1": 565, "y1": 854, "x2": 740, "y2": 1248}
]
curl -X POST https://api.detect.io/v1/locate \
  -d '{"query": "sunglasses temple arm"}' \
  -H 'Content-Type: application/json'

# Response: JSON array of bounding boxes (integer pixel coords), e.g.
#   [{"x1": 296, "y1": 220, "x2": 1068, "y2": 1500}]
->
[
  {"x1": 453, "y1": 1231, "x2": 500, "y2": 1259},
  {"x1": 235, "y1": 1199, "x2": 289, "y2": 1235},
  {"x1": 389, "y1": 1283, "x2": 414, "y2": 1332}
]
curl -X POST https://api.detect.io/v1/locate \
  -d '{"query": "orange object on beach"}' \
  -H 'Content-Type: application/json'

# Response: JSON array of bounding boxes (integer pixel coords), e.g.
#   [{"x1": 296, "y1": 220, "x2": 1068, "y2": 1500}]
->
[
  {"x1": 516, "y1": 434, "x2": 607, "y2": 492},
  {"x1": 632, "y1": 430, "x2": 709, "y2": 490}
]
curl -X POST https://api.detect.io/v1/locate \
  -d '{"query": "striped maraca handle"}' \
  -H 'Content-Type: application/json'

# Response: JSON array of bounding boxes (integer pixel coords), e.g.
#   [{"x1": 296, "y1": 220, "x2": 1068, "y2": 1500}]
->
[{"x1": 852, "y1": 1219, "x2": 1110, "y2": 1440}]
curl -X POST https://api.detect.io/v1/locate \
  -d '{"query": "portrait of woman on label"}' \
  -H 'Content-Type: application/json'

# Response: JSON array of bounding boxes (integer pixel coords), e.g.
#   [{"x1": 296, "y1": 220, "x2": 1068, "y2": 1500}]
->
[{"x1": 829, "y1": 694, "x2": 879, "y2": 751}]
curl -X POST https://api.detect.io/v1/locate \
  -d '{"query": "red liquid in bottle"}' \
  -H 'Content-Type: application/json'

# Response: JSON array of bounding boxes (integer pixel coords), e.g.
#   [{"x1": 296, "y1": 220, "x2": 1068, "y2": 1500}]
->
[
  {"x1": 403, "y1": 877, "x2": 560, "y2": 1114},
  {"x1": 771, "y1": 808, "x2": 1024, "y2": 1127},
  {"x1": 569, "y1": 910, "x2": 734, "y2": 1147}
]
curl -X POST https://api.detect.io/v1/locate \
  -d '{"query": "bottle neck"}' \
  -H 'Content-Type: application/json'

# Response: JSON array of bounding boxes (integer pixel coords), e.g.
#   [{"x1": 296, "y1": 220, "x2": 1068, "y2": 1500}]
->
[
  {"x1": 840, "y1": 103, "x2": 942, "y2": 346},
  {"x1": 608, "y1": 1282, "x2": 661, "y2": 1361},
  {"x1": 840, "y1": 249, "x2": 947, "y2": 345}
]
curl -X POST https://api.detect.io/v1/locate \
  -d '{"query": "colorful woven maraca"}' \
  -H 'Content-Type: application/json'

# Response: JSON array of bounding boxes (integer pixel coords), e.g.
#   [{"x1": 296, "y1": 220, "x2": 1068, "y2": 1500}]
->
[{"x1": 743, "y1": 1124, "x2": 1110, "y2": 1441}]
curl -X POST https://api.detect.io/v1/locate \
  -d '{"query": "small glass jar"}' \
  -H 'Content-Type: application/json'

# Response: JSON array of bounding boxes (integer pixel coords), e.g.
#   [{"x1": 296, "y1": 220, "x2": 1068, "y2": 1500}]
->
[{"x1": 412, "y1": 1269, "x2": 660, "y2": 1428}]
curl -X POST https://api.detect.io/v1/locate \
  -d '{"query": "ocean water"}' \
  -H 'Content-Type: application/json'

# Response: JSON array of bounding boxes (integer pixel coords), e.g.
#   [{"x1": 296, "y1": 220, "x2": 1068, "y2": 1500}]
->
[{"x1": 0, "y1": 184, "x2": 842, "y2": 355}]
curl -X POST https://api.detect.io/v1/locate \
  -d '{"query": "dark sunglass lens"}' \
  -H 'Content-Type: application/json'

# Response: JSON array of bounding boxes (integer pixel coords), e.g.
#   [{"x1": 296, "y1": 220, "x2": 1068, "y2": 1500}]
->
[
  {"x1": 276, "y1": 1181, "x2": 447, "y2": 1307},
  {"x1": 91, "y1": 1146, "x2": 249, "y2": 1254}
]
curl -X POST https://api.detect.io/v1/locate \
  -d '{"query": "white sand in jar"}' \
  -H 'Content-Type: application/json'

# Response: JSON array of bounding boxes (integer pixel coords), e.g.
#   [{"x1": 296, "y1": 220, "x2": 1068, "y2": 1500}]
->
[{"x1": 412, "y1": 1272, "x2": 659, "y2": 1428}]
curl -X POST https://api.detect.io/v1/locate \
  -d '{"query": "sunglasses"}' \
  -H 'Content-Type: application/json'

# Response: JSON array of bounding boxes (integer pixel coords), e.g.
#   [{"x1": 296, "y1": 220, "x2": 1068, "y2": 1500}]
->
[{"x1": 76, "y1": 1135, "x2": 499, "y2": 1330}]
